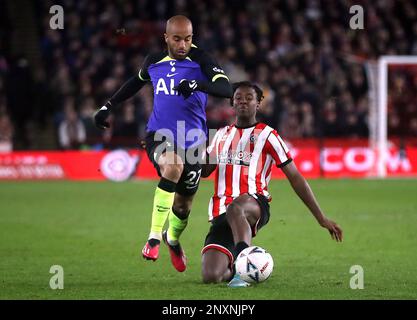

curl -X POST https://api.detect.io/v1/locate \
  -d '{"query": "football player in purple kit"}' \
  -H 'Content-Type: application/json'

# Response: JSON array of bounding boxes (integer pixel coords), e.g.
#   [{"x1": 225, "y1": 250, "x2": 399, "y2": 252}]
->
[{"x1": 93, "y1": 15, "x2": 232, "y2": 272}]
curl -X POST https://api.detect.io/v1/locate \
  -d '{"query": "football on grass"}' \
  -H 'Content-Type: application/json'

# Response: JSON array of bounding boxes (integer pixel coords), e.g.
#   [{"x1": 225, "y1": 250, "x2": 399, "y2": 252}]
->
[{"x1": 235, "y1": 246, "x2": 274, "y2": 283}]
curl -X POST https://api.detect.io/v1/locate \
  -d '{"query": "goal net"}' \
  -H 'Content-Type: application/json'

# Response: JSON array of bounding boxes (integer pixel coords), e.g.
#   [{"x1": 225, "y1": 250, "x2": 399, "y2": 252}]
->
[{"x1": 366, "y1": 56, "x2": 417, "y2": 178}]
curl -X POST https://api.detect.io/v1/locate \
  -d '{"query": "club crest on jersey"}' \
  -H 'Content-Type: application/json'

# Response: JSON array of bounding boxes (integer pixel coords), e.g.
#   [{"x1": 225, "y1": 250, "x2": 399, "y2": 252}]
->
[{"x1": 168, "y1": 61, "x2": 177, "y2": 75}]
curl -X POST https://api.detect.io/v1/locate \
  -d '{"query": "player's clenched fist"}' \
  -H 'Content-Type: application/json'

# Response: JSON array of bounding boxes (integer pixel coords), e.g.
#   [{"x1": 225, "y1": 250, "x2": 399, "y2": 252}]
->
[
  {"x1": 93, "y1": 103, "x2": 111, "y2": 129},
  {"x1": 174, "y1": 80, "x2": 198, "y2": 99}
]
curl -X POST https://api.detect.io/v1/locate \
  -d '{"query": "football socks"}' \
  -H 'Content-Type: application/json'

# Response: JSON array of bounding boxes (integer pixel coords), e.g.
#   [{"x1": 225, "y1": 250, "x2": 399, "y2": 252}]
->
[
  {"x1": 167, "y1": 209, "x2": 188, "y2": 245},
  {"x1": 148, "y1": 178, "x2": 176, "y2": 241}
]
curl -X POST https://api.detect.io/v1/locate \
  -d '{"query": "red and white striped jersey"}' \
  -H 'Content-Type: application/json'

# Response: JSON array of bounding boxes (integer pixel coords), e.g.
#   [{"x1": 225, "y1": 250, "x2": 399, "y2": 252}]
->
[{"x1": 207, "y1": 122, "x2": 292, "y2": 221}]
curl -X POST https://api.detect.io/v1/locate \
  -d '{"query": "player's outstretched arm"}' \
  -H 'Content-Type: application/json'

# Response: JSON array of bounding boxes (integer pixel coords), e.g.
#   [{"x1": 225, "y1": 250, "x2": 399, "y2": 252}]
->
[
  {"x1": 94, "y1": 76, "x2": 147, "y2": 129},
  {"x1": 281, "y1": 161, "x2": 343, "y2": 242},
  {"x1": 199, "y1": 77, "x2": 233, "y2": 98},
  {"x1": 174, "y1": 77, "x2": 232, "y2": 99},
  {"x1": 174, "y1": 50, "x2": 233, "y2": 99}
]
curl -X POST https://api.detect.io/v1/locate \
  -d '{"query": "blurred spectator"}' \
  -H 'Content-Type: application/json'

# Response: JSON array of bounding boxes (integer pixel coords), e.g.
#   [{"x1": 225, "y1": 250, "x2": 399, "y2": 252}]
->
[
  {"x1": 206, "y1": 97, "x2": 235, "y2": 129},
  {"x1": 0, "y1": 112, "x2": 14, "y2": 152},
  {"x1": 388, "y1": 67, "x2": 417, "y2": 137},
  {"x1": 79, "y1": 96, "x2": 103, "y2": 147},
  {"x1": 58, "y1": 106, "x2": 86, "y2": 150},
  {"x1": 299, "y1": 102, "x2": 315, "y2": 137},
  {"x1": 111, "y1": 102, "x2": 139, "y2": 148},
  {"x1": 5, "y1": 56, "x2": 34, "y2": 149},
  {"x1": 409, "y1": 118, "x2": 417, "y2": 137},
  {"x1": 279, "y1": 101, "x2": 302, "y2": 139},
  {"x1": 321, "y1": 99, "x2": 341, "y2": 137}
]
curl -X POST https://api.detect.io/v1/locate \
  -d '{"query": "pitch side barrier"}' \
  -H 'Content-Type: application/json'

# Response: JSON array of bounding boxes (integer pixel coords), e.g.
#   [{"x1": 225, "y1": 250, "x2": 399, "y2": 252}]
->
[{"x1": 1, "y1": 138, "x2": 416, "y2": 181}]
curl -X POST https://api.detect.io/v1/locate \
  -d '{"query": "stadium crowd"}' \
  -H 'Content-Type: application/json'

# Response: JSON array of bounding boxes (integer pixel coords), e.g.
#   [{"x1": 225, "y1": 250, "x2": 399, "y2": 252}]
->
[{"x1": 1, "y1": 0, "x2": 417, "y2": 150}]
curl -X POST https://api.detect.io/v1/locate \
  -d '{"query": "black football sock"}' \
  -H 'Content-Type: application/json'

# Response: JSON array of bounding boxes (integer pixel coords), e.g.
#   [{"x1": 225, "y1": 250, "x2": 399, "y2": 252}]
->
[
  {"x1": 234, "y1": 241, "x2": 249, "y2": 259},
  {"x1": 158, "y1": 177, "x2": 177, "y2": 193}
]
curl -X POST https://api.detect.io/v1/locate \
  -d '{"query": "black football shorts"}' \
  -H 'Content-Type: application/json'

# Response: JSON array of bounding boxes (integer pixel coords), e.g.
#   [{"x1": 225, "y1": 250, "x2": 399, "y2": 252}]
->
[{"x1": 145, "y1": 131, "x2": 204, "y2": 196}]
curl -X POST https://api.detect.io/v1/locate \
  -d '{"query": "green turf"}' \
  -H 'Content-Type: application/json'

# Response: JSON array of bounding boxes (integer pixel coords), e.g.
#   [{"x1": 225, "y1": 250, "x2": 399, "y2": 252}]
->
[{"x1": 1, "y1": 179, "x2": 416, "y2": 299}]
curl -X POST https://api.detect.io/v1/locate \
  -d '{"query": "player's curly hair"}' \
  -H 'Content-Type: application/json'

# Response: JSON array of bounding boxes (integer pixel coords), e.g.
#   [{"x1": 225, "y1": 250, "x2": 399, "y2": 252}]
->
[{"x1": 230, "y1": 81, "x2": 264, "y2": 106}]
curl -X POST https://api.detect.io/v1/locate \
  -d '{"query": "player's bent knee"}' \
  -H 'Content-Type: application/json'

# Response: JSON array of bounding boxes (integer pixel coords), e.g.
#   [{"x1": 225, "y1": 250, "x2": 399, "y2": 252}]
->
[
  {"x1": 226, "y1": 201, "x2": 244, "y2": 218},
  {"x1": 160, "y1": 163, "x2": 184, "y2": 180}
]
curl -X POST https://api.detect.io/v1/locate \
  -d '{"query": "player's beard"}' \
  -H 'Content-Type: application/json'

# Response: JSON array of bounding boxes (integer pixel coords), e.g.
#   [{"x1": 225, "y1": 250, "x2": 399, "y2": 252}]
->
[
  {"x1": 168, "y1": 45, "x2": 189, "y2": 60},
  {"x1": 174, "y1": 50, "x2": 188, "y2": 60}
]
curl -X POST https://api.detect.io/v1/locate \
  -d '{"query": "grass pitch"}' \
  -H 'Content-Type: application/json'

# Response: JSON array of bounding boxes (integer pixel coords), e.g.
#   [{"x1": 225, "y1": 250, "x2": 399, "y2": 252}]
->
[{"x1": 1, "y1": 179, "x2": 416, "y2": 299}]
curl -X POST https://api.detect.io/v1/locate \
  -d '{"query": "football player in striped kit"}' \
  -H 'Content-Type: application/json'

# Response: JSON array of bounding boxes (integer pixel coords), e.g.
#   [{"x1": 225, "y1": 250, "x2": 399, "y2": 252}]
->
[
  {"x1": 94, "y1": 15, "x2": 232, "y2": 272},
  {"x1": 201, "y1": 81, "x2": 343, "y2": 287}
]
